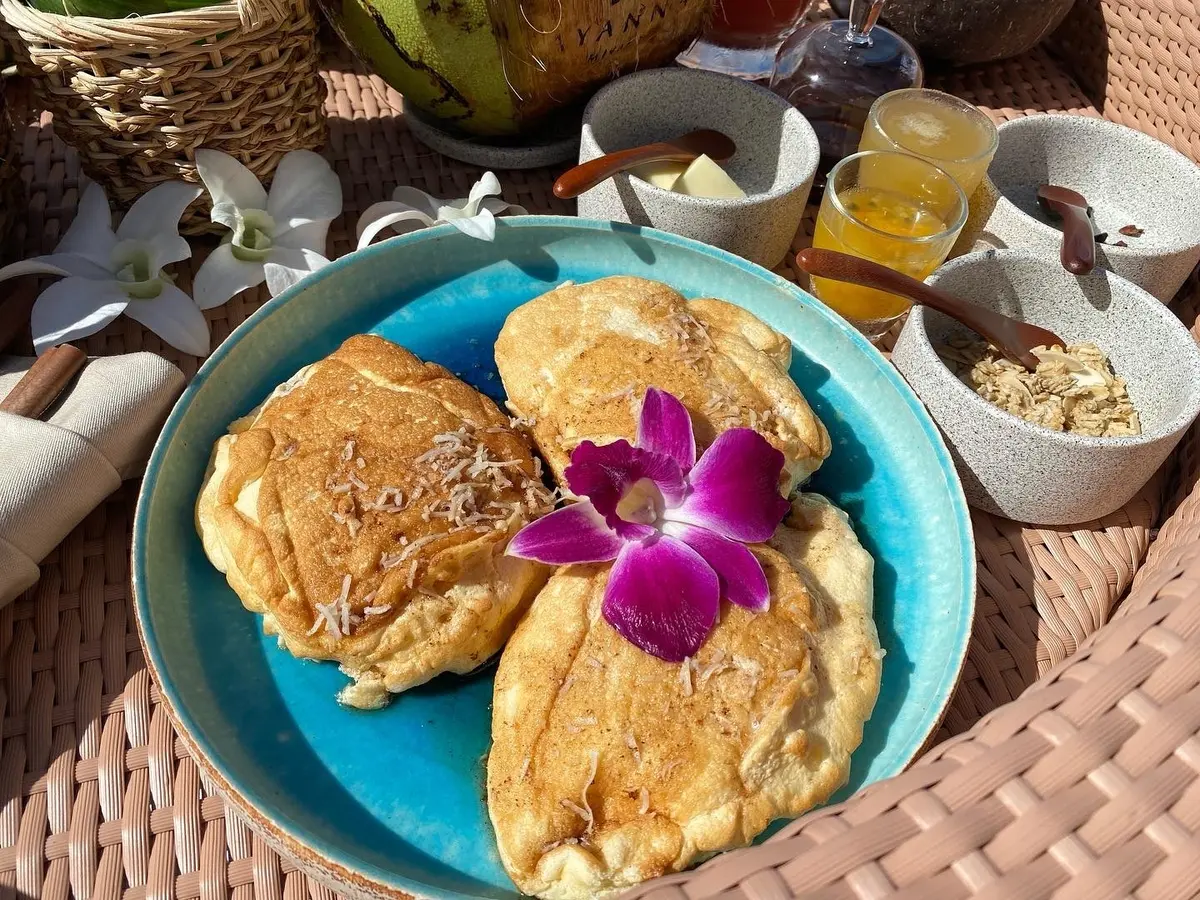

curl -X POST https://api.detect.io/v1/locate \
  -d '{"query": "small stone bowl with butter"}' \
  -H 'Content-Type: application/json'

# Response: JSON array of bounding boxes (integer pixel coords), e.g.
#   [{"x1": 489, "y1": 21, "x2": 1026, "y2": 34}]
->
[
  {"x1": 576, "y1": 67, "x2": 820, "y2": 269},
  {"x1": 892, "y1": 249, "x2": 1200, "y2": 525}
]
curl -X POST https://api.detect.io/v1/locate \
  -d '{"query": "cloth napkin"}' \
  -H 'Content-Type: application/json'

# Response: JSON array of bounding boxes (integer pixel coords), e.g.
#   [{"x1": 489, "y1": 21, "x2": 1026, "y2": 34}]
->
[{"x1": 0, "y1": 353, "x2": 185, "y2": 606}]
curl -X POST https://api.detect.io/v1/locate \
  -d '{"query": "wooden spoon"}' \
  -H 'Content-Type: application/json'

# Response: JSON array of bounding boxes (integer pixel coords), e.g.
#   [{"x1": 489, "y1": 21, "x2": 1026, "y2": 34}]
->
[
  {"x1": 553, "y1": 129, "x2": 736, "y2": 200},
  {"x1": 0, "y1": 344, "x2": 87, "y2": 419},
  {"x1": 795, "y1": 248, "x2": 1064, "y2": 370},
  {"x1": 1037, "y1": 184, "x2": 1096, "y2": 276}
]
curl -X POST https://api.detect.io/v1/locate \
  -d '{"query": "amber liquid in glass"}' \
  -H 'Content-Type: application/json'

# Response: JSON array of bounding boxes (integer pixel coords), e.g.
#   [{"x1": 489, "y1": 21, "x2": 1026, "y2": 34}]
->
[
  {"x1": 859, "y1": 90, "x2": 998, "y2": 195},
  {"x1": 708, "y1": 0, "x2": 814, "y2": 47},
  {"x1": 811, "y1": 186, "x2": 954, "y2": 323}
]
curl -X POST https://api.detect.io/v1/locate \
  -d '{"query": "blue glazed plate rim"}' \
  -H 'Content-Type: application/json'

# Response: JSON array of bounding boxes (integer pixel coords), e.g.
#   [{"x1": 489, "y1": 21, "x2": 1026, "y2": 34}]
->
[{"x1": 132, "y1": 216, "x2": 976, "y2": 900}]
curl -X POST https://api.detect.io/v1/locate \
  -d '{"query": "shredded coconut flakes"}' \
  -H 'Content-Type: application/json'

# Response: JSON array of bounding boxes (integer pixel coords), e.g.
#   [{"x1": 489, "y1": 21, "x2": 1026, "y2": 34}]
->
[
  {"x1": 624, "y1": 732, "x2": 641, "y2": 766},
  {"x1": 679, "y1": 658, "x2": 694, "y2": 697}
]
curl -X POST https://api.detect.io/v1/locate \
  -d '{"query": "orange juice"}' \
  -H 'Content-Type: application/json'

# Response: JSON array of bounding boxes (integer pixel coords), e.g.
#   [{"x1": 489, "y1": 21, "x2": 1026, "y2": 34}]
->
[
  {"x1": 812, "y1": 187, "x2": 952, "y2": 321},
  {"x1": 807, "y1": 151, "x2": 967, "y2": 338},
  {"x1": 859, "y1": 89, "x2": 998, "y2": 196}
]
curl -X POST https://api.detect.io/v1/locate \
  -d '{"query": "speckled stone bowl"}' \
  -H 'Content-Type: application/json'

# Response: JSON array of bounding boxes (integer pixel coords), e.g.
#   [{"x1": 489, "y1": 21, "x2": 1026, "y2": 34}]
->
[
  {"x1": 971, "y1": 115, "x2": 1200, "y2": 302},
  {"x1": 577, "y1": 67, "x2": 819, "y2": 269},
  {"x1": 892, "y1": 249, "x2": 1200, "y2": 525}
]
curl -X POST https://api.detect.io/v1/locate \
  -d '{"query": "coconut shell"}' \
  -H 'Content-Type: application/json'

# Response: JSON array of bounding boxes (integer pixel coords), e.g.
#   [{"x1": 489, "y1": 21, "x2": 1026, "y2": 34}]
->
[
  {"x1": 319, "y1": 0, "x2": 712, "y2": 136},
  {"x1": 882, "y1": 0, "x2": 1075, "y2": 65}
]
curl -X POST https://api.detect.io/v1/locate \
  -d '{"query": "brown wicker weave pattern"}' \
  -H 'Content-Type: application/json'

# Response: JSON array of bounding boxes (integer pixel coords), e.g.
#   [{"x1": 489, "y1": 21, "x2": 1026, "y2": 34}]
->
[
  {"x1": 0, "y1": 30, "x2": 1196, "y2": 900},
  {"x1": 623, "y1": 532, "x2": 1200, "y2": 900},
  {"x1": 1052, "y1": 0, "x2": 1200, "y2": 163},
  {"x1": 0, "y1": 82, "x2": 21, "y2": 255},
  {"x1": 0, "y1": 0, "x2": 326, "y2": 231}
]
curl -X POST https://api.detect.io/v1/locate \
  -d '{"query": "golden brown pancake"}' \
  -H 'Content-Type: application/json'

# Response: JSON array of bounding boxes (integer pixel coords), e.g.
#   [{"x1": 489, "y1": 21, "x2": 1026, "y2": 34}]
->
[
  {"x1": 487, "y1": 494, "x2": 880, "y2": 900},
  {"x1": 196, "y1": 335, "x2": 552, "y2": 709},
  {"x1": 494, "y1": 277, "x2": 830, "y2": 492}
]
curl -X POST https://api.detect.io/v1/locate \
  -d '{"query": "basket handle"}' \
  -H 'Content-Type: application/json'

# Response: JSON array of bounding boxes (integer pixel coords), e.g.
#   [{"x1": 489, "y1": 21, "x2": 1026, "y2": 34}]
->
[{"x1": 235, "y1": 0, "x2": 289, "y2": 29}]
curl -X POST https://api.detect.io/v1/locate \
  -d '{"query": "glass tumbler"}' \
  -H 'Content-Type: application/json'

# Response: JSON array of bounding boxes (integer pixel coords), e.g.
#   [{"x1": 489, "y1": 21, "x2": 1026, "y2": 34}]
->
[
  {"x1": 808, "y1": 150, "x2": 967, "y2": 339},
  {"x1": 859, "y1": 88, "x2": 999, "y2": 198},
  {"x1": 677, "y1": 0, "x2": 815, "y2": 82}
]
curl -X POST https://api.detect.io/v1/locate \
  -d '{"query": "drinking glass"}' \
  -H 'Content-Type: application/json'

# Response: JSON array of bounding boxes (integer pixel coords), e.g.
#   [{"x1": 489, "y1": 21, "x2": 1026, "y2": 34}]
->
[
  {"x1": 677, "y1": 0, "x2": 815, "y2": 82},
  {"x1": 809, "y1": 150, "x2": 967, "y2": 339},
  {"x1": 859, "y1": 88, "x2": 998, "y2": 197}
]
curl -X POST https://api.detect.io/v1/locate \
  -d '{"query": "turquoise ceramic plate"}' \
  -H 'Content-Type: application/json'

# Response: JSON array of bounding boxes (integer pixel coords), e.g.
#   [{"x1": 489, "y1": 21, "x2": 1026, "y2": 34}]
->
[{"x1": 133, "y1": 217, "x2": 974, "y2": 900}]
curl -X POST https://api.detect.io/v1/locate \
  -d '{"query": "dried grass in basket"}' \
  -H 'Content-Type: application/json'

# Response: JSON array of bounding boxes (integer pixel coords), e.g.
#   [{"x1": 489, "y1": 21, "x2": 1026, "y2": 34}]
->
[{"x1": 0, "y1": 0, "x2": 325, "y2": 233}]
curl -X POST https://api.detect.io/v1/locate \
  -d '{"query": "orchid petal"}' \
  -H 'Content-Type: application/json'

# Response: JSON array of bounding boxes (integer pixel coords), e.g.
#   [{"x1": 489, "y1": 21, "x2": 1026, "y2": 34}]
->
[
  {"x1": 116, "y1": 181, "x2": 202, "y2": 244},
  {"x1": 355, "y1": 204, "x2": 437, "y2": 249},
  {"x1": 566, "y1": 440, "x2": 686, "y2": 522},
  {"x1": 479, "y1": 197, "x2": 528, "y2": 217},
  {"x1": 447, "y1": 206, "x2": 496, "y2": 241},
  {"x1": 267, "y1": 150, "x2": 342, "y2": 228},
  {"x1": 388, "y1": 185, "x2": 441, "y2": 216},
  {"x1": 195, "y1": 150, "x2": 268, "y2": 213},
  {"x1": 122, "y1": 282, "x2": 210, "y2": 356},
  {"x1": 210, "y1": 202, "x2": 242, "y2": 234},
  {"x1": 146, "y1": 233, "x2": 193, "y2": 270},
  {"x1": 56, "y1": 182, "x2": 118, "y2": 266},
  {"x1": 506, "y1": 502, "x2": 623, "y2": 565},
  {"x1": 637, "y1": 387, "x2": 697, "y2": 473},
  {"x1": 603, "y1": 536, "x2": 718, "y2": 661},
  {"x1": 664, "y1": 429, "x2": 790, "y2": 543},
  {"x1": 0, "y1": 254, "x2": 110, "y2": 282},
  {"x1": 469, "y1": 172, "x2": 502, "y2": 208},
  {"x1": 264, "y1": 248, "x2": 329, "y2": 296},
  {"x1": 193, "y1": 243, "x2": 266, "y2": 309},
  {"x1": 30, "y1": 276, "x2": 127, "y2": 355},
  {"x1": 274, "y1": 218, "x2": 332, "y2": 254},
  {"x1": 664, "y1": 523, "x2": 769, "y2": 612}
]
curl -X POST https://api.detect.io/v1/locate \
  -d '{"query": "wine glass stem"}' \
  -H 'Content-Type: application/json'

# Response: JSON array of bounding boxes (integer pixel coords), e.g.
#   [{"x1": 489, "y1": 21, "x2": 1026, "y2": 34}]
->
[{"x1": 847, "y1": 0, "x2": 886, "y2": 43}]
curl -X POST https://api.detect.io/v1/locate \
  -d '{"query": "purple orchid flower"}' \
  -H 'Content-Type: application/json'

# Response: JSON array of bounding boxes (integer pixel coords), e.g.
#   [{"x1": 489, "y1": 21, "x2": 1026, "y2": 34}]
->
[{"x1": 507, "y1": 387, "x2": 791, "y2": 661}]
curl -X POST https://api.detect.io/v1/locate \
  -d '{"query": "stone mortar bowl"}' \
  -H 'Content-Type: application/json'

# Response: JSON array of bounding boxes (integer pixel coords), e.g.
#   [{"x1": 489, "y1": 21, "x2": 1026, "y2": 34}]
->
[
  {"x1": 969, "y1": 115, "x2": 1200, "y2": 302},
  {"x1": 892, "y1": 249, "x2": 1200, "y2": 525},
  {"x1": 576, "y1": 67, "x2": 819, "y2": 269}
]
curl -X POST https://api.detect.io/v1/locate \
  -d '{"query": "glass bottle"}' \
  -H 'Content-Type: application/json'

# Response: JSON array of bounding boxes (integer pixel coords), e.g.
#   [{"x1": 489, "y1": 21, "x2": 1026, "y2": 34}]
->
[{"x1": 769, "y1": 0, "x2": 923, "y2": 182}]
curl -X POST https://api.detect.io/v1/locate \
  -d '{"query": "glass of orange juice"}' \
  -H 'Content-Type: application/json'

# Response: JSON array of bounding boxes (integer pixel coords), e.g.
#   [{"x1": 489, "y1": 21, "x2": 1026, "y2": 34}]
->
[
  {"x1": 809, "y1": 150, "x2": 967, "y2": 339},
  {"x1": 859, "y1": 88, "x2": 998, "y2": 197}
]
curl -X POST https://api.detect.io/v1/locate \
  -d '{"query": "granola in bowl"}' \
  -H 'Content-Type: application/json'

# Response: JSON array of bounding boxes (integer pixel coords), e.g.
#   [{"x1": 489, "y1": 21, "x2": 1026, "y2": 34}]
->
[{"x1": 939, "y1": 340, "x2": 1141, "y2": 438}]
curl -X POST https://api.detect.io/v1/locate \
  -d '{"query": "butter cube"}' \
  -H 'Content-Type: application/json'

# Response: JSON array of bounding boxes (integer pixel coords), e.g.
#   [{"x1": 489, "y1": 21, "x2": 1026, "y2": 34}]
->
[
  {"x1": 674, "y1": 154, "x2": 745, "y2": 199},
  {"x1": 632, "y1": 160, "x2": 687, "y2": 190}
]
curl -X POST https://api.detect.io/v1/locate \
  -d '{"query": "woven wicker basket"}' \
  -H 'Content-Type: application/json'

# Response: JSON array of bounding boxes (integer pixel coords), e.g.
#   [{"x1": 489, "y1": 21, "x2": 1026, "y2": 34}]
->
[{"x1": 0, "y1": 0, "x2": 325, "y2": 233}]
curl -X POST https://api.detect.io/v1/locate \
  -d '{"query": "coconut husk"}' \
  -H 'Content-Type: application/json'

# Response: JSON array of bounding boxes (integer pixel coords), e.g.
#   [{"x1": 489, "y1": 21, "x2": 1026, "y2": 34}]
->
[
  {"x1": 489, "y1": 0, "x2": 712, "y2": 126},
  {"x1": 319, "y1": 0, "x2": 712, "y2": 136}
]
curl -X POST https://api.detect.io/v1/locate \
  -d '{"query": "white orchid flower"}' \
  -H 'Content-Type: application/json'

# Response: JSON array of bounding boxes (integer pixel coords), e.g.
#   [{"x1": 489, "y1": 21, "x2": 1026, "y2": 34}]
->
[
  {"x1": 192, "y1": 149, "x2": 342, "y2": 309},
  {"x1": 355, "y1": 172, "x2": 527, "y2": 249},
  {"x1": 0, "y1": 180, "x2": 208, "y2": 356}
]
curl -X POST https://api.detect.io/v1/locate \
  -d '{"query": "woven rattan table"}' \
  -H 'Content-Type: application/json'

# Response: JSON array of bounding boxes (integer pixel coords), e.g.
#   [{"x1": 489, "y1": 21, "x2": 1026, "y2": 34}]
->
[{"x1": 2, "y1": 0, "x2": 1199, "y2": 894}]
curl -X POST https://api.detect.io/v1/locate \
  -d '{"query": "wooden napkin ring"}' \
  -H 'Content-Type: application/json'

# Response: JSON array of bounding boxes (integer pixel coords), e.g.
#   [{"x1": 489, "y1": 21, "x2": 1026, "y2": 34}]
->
[{"x1": 0, "y1": 344, "x2": 88, "y2": 419}]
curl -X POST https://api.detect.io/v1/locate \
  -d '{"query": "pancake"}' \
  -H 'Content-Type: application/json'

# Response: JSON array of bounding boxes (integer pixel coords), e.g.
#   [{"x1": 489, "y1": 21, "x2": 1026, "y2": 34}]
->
[
  {"x1": 196, "y1": 334, "x2": 553, "y2": 709},
  {"x1": 486, "y1": 494, "x2": 881, "y2": 900},
  {"x1": 494, "y1": 277, "x2": 830, "y2": 493}
]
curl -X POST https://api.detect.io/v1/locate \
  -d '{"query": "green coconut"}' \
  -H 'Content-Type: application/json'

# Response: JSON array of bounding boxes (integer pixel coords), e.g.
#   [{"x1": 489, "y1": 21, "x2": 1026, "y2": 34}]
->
[{"x1": 320, "y1": 0, "x2": 711, "y2": 137}]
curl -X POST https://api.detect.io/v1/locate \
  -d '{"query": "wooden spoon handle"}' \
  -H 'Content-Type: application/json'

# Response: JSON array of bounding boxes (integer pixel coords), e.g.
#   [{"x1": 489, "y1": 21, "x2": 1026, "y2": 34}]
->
[
  {"x1": 796, "y1": 248, "x2": 1056, "y2": 370},
  {"x1": 554, "y1": 144, "x2": 696, "y2": 200},
  {"x1": 1056, "y1": 203, "x2": 1097, "y2": 275},
  {"x1": 0, "y1": 344, "x2": 87, "y2": 419},
  {"x1": 798, "y1": 248, "x2": 967, "y2": 320}
]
